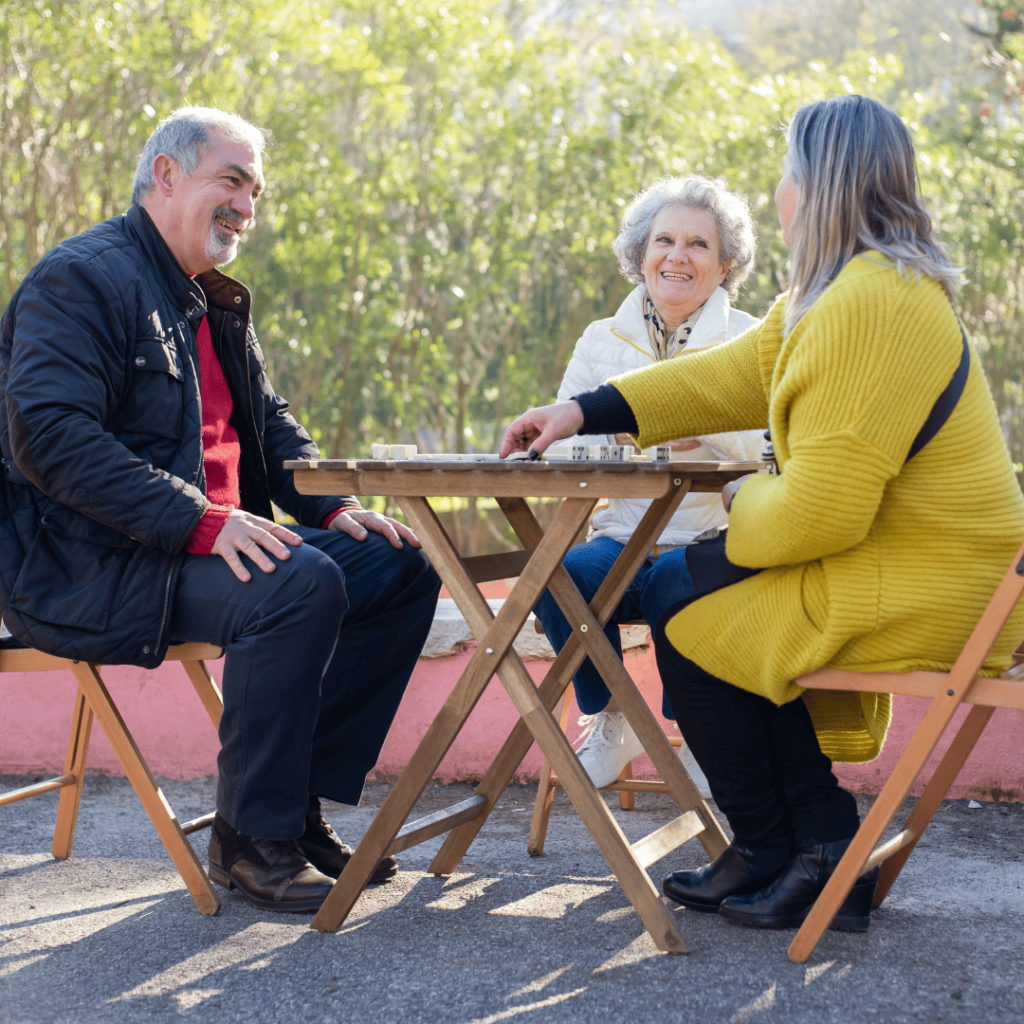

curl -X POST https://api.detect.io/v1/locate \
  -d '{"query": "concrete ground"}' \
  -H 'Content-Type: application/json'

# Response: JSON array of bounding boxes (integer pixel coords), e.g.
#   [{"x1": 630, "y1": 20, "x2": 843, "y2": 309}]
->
[{"x1": 1, "y1": 775, "x2": 1022, "y2": 1024}]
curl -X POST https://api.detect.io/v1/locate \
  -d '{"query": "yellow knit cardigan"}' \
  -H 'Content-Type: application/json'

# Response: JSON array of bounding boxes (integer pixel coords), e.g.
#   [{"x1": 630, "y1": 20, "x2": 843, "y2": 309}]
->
[{"x1": 611, "y1": 254, "x2": 1024, "y2": 762}]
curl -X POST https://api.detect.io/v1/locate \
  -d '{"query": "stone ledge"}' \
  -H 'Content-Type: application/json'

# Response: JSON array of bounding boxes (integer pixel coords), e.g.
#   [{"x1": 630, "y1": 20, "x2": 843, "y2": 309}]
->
[{"x1": 420, "y1": 598, "x2": 651, "y2": 659}]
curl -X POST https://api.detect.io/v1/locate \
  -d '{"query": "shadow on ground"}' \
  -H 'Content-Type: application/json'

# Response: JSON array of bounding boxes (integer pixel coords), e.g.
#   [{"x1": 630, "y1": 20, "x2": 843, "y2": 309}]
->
[{"x1": 1, "y1": 775, "x2": 1022, "y2": 1024}]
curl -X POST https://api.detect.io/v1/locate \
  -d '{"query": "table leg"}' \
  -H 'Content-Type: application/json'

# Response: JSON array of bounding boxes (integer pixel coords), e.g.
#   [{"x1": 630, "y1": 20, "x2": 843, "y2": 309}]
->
[
  {"x1": 491, "y1": 627, "x2": 691, "y2": 953},
  {"x1": 310, "y1": 495, "x2": 595, "y2": 932},
  {"x1": 418, "y1": 492, "x2": 696, "y2": 952},
  {"x1": 504, "y1": 493, "x2": 725, "y2": 839},
  {"x1": 431, "y1": 483, "x2": 728, "y2": 875}
]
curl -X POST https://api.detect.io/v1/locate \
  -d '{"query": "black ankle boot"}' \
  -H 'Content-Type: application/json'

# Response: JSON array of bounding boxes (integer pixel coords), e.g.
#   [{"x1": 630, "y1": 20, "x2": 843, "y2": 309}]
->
[
  {"x1": 296, "y1": 794, "x2": 398, "y2": 884},
  {"x1": 208, "y1": 812, "x2": 335, "y2": 913},
  {"x1": 718, "y1": 838, "x2": 879, "y2": 931},
  {"x1": 663, "y1": 842, "x2": 790, "y2": 913}
]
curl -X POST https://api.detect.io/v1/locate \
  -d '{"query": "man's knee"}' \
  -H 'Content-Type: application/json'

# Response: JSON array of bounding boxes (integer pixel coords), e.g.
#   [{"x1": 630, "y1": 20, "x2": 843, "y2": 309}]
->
[
  {"x1": 359, "y1": 533, "x2": 440, "y2": 600},
  {"x1": 285, "y1": 544, "x2": 349, "y2": 621}
]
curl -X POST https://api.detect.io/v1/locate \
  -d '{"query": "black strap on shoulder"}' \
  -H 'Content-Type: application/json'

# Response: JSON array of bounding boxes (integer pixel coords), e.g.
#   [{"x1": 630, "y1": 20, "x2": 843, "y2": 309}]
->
[{"x1": 905, "y1": 324, "x2": 970, "y2": 464}]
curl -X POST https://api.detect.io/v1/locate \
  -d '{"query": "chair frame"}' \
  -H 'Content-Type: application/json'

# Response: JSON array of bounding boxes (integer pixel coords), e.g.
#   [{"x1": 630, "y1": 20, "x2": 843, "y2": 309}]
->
[
  {"x1": 789, "y1": 539, "x2": 1024, "y2": 962},
  {"x1": 0, "y1": 643, "x2": 225, "y2": 915}
]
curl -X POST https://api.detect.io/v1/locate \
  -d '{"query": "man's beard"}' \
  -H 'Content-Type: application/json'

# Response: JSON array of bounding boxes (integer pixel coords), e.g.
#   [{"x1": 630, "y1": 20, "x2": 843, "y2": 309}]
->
[{"x1": 206, "y1": 208, "x2": 244, "y2": 266}]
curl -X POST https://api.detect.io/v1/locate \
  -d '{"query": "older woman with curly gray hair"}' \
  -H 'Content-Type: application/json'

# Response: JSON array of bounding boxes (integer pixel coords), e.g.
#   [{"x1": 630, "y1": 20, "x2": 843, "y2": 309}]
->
[{"x1": 533, "y1": 174, "x2": 762, "y2": 797}]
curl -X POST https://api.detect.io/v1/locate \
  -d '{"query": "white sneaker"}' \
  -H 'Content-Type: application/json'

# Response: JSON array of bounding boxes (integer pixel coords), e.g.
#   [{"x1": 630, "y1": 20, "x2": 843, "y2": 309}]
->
[
  {"x1": 574, "y1": 711, "x2": 646, "y2": 789},
  {"x1": 679, "y1": 742, "x2": 713, "y2": 800}
]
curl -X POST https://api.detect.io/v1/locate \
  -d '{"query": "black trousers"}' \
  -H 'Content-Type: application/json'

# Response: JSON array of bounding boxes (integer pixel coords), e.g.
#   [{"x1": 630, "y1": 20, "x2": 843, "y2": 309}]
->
[
  {"x1": 168, "y1": 525, "x2": 440, "y2": 840},
  {"x1": 653, "y1": 611, "x2": 859, "y2": 856}
]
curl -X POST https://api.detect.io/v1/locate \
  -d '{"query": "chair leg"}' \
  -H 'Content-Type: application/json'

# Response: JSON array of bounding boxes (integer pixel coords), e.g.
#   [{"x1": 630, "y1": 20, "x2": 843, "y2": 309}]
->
[
  {"x1": 51, "y1": 686, "x2": 94, "y2": 860},
  {"x1": 874, "y1": 703, "x2": 996, "y2": 906},
  {"x1": 788, "y1": 700, "x2": 994, "y2": 962},
  {"x1": 180, "y1": 658, "x2": 223, "y2": 729},
  {"x1": 528, "y1": 684, "x2": 576, "y2": 856},
  {"x1": 528, "y1": 757, "x2": 557, "y2": 856},
  {"x1": 618, "y1": 761, "x2": 636, "y2": 811},
  {"x1": 72, "y1": 662, "x2": 220, "y2": 916}
]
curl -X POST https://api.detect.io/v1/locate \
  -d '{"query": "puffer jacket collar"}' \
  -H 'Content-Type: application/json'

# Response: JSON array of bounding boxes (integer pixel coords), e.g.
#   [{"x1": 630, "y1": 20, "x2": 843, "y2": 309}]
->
[
  {"x1": 124, "y1": 205, "x2": 208, "y2": 330},
  {"x1": 608, "y1": 285, "x2": 737, "y2": 359}
]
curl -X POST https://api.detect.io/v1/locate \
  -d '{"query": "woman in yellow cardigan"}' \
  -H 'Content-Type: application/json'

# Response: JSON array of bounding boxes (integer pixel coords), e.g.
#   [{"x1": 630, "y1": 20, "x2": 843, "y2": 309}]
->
[{"x1": 500, "y1": 95, "x2": 1024, "y2": 932}]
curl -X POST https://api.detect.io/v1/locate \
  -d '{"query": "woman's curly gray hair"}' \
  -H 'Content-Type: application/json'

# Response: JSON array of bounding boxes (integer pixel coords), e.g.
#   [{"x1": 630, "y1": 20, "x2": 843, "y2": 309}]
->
[{"x1": 612, "y1": 175, "x2": 756, "y2": 300}]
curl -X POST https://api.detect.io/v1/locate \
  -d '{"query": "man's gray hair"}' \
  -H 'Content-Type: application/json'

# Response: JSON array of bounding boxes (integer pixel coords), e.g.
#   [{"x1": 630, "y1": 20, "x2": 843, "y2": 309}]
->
[
  {"x1": 132, "y1": 107, "x2": 266, "y2": 207},
  {"x1": 612, "y1": 175, "x2": 756, "y2": 300}
]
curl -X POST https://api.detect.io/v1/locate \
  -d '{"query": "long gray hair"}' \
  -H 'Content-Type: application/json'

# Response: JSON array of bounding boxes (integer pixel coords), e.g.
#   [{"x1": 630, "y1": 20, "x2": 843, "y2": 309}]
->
[
  {"x1": 612, "y1": 175, "x2": 756, "y2": 300},
  {"x1": 782, "y1": 95, "x2": 960, "y2": 334},
  {"x1": 132, "y1": 107, "x2": 265, "y2": 206}
]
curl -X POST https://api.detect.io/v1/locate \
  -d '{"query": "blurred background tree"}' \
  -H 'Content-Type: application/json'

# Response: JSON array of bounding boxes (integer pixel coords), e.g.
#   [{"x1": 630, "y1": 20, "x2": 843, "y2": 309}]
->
[{"x1": 2, "y1": 0, "x2": 1021, "y2": 549}]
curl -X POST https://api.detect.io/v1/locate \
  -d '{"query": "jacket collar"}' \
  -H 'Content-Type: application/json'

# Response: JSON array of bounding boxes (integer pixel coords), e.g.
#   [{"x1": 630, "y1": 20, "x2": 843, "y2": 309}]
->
[
  {"x1": 124, "y1": 205, "x2": 207, "y2": 325},
  {"x1": 124, "y1": 205, "x2": 251, "y2": 327},
  {"x1": 196, "y1": 266, "x2": 252, "y2": 325},
  {"x1": 612, "y1": 284, "x2": 732, "y2": 355}
]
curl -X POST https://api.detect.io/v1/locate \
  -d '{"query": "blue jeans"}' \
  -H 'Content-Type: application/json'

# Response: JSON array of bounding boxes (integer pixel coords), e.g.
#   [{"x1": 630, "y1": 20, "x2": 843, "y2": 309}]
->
[{"x1": 532, "y1": 536, "x2": 698, "y2": 719}]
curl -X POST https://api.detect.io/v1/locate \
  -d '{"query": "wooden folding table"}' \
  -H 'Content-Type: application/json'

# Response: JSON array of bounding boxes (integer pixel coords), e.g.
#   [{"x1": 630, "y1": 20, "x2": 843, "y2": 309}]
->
[{"x1": 288, "y1": 457, "x2": 761, "y2": 953}]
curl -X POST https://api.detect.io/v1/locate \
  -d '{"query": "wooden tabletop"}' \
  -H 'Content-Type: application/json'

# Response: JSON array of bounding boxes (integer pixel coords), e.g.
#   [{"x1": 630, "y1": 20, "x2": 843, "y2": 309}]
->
[{"x1": 286, "y1": 458, "x2": 764, "y2": 499}]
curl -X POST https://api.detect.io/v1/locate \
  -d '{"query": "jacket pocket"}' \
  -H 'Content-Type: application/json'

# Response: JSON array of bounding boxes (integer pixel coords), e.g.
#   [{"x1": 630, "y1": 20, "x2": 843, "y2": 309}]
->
[
  {"x1": 119, "y1": 338, "x2": 185, "y2": 440},
  {"x1": 7, "y1": 525, "x2": 124, "y2": 632}
]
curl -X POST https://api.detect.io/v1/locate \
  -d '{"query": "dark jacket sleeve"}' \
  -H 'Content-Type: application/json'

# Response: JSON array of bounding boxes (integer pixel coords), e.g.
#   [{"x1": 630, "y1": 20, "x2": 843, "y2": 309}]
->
[{"x1": 4, "y1": 254, "x2": 206, "y2": 551}]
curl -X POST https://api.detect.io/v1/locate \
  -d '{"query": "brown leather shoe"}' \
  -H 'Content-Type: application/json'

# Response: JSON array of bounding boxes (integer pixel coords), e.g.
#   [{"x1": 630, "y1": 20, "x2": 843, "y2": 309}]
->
[
  {"x1": 297, "y1": 794, "x2": 398, "y2": 884},
  {"x1": 208, "y1": 813, "x2": 334, "y2": 913}
]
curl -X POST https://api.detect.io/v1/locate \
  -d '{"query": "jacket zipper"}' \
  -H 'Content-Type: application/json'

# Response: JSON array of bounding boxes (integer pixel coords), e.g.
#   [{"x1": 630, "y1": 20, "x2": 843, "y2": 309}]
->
[
  {"x1": 610, "y1": 328, "x2": 656, "y2": 361},
  {"x1": 153, "y1": 555, "x2": 178, "y2": 657}
]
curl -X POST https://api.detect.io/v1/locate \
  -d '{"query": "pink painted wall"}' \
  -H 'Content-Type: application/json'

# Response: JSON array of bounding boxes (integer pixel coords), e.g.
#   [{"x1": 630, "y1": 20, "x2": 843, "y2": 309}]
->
[{"x1": 2, "y1": 642, "x2": 1022, "y2": 801}]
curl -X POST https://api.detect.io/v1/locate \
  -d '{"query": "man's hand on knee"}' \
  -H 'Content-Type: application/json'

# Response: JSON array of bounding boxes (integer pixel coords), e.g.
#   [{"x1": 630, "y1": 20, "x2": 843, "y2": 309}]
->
[
  {"x1": 328, "y1": 508, "x2": 421, "y2": 549},
  {"x1": 212, "y1": 510, "x2": 303, "y2": 581}
]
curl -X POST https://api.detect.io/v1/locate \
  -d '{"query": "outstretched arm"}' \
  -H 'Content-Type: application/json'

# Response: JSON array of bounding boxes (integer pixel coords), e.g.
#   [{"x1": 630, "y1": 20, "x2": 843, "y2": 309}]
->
[{"x1": 499, "y1": 400, "x2": 584, "y2": 458}]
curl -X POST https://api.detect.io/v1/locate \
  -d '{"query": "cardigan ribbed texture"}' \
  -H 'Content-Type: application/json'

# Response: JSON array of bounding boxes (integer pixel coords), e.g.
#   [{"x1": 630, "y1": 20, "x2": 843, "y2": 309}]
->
[{"x1": 610, "y1": 254, "x2": 1024, "y2": 762}]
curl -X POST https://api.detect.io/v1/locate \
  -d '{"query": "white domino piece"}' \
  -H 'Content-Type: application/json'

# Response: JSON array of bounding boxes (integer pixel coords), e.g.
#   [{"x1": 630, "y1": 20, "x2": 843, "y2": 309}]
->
[
  {"x1": 641, "y1": 446, "x2": 671, "y2": 462},
  {"x1": 389, "y1": 444, "x2": 418, "y2": 460},
  {"x1": 599, "y1": 444, "x2": 628, "y2": 461},
  {"x1": 570, "y1": 444, "x2": 587, "y2": 461},
  {"x1": 585, "y1": 445, "x2": 605, "y2": 461},
  {"x1": 371, "y1": 443, "x2": 390, "y2": 459},
  {"x1": 543, "y1": 445, "x2": 571, "y2": 462}
]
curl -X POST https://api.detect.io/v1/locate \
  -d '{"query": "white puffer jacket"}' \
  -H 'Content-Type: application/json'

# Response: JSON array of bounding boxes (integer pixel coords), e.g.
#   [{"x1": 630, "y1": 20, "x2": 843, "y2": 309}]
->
[{"x1": 556, "y1": 284, "x2": 763, "y2": 550}]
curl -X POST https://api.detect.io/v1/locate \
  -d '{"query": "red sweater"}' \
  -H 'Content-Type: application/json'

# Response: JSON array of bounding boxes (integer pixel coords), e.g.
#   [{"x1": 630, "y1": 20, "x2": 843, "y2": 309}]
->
[{"x1": 186, "y1": 318, "x2": 347, "y2": 554}]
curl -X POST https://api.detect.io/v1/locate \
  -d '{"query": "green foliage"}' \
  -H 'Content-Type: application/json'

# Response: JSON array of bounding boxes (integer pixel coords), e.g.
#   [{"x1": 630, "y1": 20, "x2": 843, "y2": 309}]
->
[{"x1": 2, "y1": 0, "x2": 1023, "y2": 535}]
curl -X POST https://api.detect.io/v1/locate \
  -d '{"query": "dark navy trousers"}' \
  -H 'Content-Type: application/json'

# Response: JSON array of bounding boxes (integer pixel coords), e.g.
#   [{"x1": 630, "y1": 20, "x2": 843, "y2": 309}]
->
[
  {"x1": 653, "y1": 611, "x2": 860, "y2": 855},
  {"x1": 168, "y1": 525, "x2": 440, "y2": 840}
]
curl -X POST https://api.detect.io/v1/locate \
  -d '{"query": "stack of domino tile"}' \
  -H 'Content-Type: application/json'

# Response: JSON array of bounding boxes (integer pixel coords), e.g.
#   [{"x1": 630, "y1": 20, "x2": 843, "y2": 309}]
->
[
  {"x1": 636, "y1": 445, "x2": 672, "y2": 462},
  {"x1": 543, "y1": 444, "x2": 630, "y2": 462},
  {"x1": 370, "y1": 444, "x2": 418, "y2": 460}
]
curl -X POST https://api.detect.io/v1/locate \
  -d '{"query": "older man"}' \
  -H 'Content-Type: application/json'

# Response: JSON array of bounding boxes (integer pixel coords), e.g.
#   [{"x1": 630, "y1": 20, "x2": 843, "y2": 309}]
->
[{"x1": 0, "y1": 108, "x2": 440, "y2": 912}]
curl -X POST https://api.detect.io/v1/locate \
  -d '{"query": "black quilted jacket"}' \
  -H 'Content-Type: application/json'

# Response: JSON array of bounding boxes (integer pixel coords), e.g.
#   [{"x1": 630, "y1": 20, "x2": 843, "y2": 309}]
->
[{"x1": 0, "y1": 205, "x2": 353, "y2": 667}]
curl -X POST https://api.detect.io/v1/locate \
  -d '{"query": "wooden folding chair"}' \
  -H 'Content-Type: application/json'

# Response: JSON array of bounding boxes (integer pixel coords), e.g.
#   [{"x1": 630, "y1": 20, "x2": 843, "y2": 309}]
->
[
  {"x1": 788, "y1": 538, "x2": 1024, "y2": 963},
  {"x1": 0, "y1": 642, "x2": 225, "y2": 915}
]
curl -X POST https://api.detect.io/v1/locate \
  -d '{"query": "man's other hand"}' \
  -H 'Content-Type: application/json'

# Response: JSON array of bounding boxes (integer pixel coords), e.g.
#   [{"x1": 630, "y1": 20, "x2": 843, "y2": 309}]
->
[
  {"x1": 328, "y1": 508, "x2": 421, "y2": 549},
  {"x1": 212, "y1": 510, "x2": 303, "y2": 582}
]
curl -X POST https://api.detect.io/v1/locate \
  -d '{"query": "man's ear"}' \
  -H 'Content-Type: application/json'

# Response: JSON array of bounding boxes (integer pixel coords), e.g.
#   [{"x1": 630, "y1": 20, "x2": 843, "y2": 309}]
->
[{"x1": 151, "y1": 153, "x2": 179, "y2": 198}]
